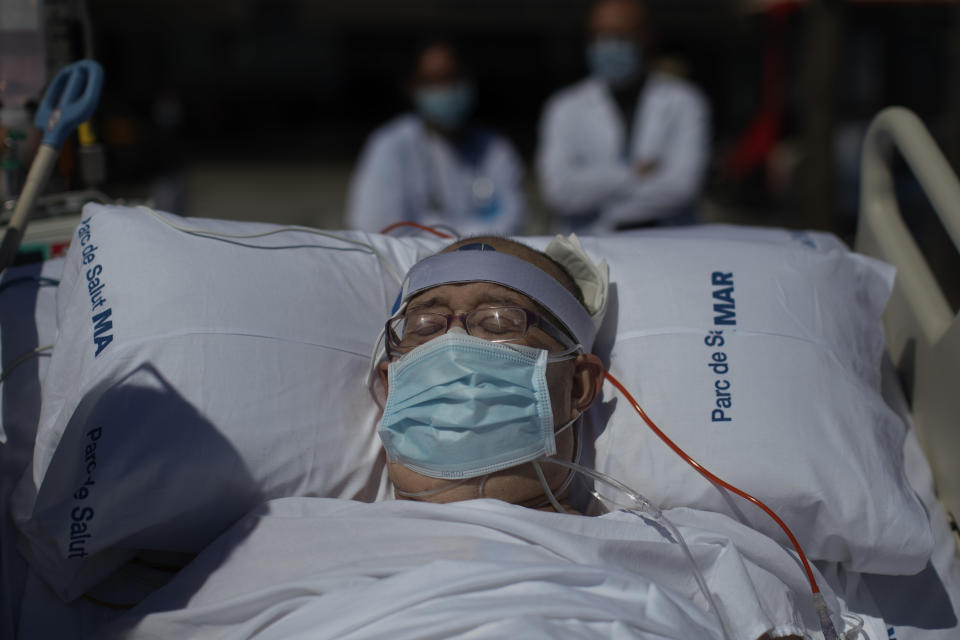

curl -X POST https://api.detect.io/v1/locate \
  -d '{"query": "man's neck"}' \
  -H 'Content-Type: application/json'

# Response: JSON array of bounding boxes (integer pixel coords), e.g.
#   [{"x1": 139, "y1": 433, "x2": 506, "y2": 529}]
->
[
  {"x1": 610, "y1": 73, "x2": 646, "y2": 109},
  {"x1": 606, "y1": 73, "x2": 647, "y2": 143},
  {"x1": 422, "y1": 119, "x2": 464, "y2": 143}
]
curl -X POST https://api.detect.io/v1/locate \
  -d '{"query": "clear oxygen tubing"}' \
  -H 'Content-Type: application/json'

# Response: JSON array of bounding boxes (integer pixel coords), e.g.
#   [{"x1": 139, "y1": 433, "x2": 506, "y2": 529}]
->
[
  {"x1": 603, "y1": 370, "x2": 842, "y2": 640},
  {"x1": 136, "y1": 205, "x2": 405, "y2": 287},
  {"x1": 528, "y1": 410, "x2": 582, "y2": 512},
  {"x1": 535, "y1": 456, "x2": 734, "y2": 640}
]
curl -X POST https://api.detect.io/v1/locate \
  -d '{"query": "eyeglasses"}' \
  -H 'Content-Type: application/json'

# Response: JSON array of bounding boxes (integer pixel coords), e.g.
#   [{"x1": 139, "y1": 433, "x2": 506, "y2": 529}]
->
[{"x1": 385, "y1": 306, "x2": 575, "y2": 358}]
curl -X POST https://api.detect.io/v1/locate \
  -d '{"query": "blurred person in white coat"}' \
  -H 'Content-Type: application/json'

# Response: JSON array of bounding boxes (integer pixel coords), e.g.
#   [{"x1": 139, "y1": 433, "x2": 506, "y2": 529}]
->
[
  {"x1": 346, "y1": 41, "x2": 526, "y2": 236},
  {"x1": 536, "y1": 0, "x2": 710, "y2": 232}
]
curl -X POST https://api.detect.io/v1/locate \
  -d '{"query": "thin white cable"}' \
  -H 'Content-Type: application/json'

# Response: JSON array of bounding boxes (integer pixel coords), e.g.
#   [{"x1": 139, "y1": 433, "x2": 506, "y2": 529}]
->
[
  {"x1": 1, "y1": 344, "x2": 54, "y2": 384},
  {"x1": 136, "y1": 205, "x2": 404, "y2": 286},
  {"x1": 139, "y1": 205, "x2": 410, "y2": 396}
]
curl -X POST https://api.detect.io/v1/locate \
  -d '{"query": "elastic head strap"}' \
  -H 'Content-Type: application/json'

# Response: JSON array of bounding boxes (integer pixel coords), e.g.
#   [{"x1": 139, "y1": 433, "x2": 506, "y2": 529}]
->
[{"x1": 400, "y1": 251, "x2": 596, "y2": 352}]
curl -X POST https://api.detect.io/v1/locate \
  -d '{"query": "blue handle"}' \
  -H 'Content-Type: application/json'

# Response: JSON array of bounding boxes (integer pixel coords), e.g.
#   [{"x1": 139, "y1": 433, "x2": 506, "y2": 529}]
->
[{"x1": 33, "y1": 60, "x2": 104, "y2": 150}]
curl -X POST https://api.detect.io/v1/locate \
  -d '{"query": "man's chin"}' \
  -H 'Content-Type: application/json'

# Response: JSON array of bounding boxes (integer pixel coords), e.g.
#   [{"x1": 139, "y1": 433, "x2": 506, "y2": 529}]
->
[{"x1": 387, "y1": 461, "x2": 563, "y2": 506}]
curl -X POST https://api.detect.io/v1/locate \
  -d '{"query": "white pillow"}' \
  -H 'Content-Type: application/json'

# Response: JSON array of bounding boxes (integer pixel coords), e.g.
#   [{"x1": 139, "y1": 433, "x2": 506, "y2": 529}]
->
[
  {"x1": 13, "y1": 207, "x2": 931, "y2": 602},
  {"x1": 563, "y1": 233, "x2": 933, "y2": 575},
  {"x1": 12, "y1": 205, "x2": 439, "y2": 600}
]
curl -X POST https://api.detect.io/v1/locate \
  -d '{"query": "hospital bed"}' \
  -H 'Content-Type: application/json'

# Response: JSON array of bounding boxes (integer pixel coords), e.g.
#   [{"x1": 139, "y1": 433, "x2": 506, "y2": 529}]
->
[{"x1": 0, "y1": 106, "x2": 957, "y2": 639}]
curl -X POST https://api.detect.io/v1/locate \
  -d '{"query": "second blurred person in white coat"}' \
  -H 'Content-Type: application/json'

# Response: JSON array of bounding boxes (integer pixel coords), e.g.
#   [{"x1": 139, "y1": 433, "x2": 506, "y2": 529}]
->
[{"x1": 536, "y1": 0, "x2": 710, "y2": 233}]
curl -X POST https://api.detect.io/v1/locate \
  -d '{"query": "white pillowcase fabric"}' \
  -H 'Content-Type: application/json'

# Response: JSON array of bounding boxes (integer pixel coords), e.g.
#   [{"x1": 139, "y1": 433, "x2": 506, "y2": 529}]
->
[
  {"x1": 11, "y1": 205, "x2": 931, "y2": 602},
  {"x1": 566, "y1": 234, "x2": 932, "y2": 574}
]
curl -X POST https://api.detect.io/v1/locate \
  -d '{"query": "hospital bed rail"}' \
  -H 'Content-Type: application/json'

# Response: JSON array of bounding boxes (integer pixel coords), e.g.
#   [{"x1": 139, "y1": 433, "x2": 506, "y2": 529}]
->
[{"x1": 855, "y1": 106, "x2": 960, "y2": 533}]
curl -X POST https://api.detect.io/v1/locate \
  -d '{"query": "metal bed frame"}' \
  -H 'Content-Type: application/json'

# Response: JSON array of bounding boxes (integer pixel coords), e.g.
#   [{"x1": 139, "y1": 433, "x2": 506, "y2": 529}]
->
[{"x1": 856, "y1": 106, "x2": 960, "y2": 538}]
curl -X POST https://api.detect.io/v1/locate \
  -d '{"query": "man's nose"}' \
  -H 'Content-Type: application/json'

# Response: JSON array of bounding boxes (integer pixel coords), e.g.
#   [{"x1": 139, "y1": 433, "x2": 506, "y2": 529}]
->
[{"x1": 448, "y1": 313, "x2": 469, "y2": 332}]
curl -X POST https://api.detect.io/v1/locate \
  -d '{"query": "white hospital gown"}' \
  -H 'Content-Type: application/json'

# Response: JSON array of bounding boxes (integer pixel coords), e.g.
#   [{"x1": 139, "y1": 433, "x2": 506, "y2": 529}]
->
[
  {"x1": 346, "y1": 114, "x2": 527, "y2": 236},
  {"x1": 536, "y1": 73, "x2": 710, "y2": 232}
]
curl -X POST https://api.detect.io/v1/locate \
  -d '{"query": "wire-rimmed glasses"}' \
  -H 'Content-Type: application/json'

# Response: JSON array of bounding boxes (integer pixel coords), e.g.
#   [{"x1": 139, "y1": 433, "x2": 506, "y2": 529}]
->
[{"x1": 385, "y1": 306, "x2": 575, "y2": 358}]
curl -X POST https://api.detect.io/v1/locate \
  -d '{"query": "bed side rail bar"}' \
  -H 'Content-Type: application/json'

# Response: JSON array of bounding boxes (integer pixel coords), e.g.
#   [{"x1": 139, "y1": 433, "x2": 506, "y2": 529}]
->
[{"x1": 856, "y1": 106, "x2": 960, "y2": 523}]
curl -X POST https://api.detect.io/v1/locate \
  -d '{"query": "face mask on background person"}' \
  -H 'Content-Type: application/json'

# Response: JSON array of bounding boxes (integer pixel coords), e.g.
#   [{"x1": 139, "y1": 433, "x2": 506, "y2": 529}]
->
[
  {"x1": 587, "y1": 38, "x2": 642, "y2": 86},
  {"x1": 414, "y1": 83, "x2": 475, "y2": 131}
]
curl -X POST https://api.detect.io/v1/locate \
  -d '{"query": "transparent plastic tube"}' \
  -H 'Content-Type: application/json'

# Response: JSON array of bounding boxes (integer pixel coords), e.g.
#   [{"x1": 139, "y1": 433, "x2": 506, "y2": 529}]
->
[
  {"x1": 536, "y1": 457, "x2": 734, "y2": 640},
  {"x1": 603, "y1": 371, "x2": 848, "y2": 640}
]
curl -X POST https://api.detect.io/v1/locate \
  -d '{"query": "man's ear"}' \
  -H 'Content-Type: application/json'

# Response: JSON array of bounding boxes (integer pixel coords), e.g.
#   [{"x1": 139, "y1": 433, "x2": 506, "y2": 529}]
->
[
  {"x1": 378, "y1": 360, "x2": 390, "y2": 396},
  {"x1": 571, "y1": 353, "x2": 604, "y2": 412}
]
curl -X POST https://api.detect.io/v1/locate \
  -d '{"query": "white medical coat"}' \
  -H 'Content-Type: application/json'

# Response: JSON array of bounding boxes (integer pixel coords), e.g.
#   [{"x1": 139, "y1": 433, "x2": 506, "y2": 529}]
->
[
  {"x1": 536, "y1": 73, "x2": 710, "y2": 232},
  {"x1": 346, "y1": 114, "x2": 526, "y2": 235}
]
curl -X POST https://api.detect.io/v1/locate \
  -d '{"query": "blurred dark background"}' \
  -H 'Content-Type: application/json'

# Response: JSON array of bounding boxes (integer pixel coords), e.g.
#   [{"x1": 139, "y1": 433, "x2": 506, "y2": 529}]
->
[{"x1": 3, "y1": 0, "x2": 960, "y2": 292}]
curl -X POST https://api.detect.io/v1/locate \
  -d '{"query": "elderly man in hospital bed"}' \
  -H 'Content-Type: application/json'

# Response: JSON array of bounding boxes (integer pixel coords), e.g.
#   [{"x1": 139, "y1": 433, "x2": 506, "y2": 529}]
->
[
  {"x1": 111, "y1": 234, "x2": 865, "y2": 640},
  {"x1": 369, "y1": 236, "x2": 821, "y2": 640}
]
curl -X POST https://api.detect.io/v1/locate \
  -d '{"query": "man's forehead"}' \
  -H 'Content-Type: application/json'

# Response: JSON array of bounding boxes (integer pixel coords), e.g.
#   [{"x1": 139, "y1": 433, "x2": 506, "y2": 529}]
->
[
  {"x1": 416, "y1": 45, "x2": 461, "y2": 83},
  {"x1": 407, "y1": 282, "x2": 535, "y2": 310},
  {"x1": 441, "y1": 240, "x2": 568, "y2": 290},
  {"x1": 590, "y1": 0, "x2": 646, "y2": 37},
  {"x1": 397, "y1": 242, "x2": 597, "y2": 352}
]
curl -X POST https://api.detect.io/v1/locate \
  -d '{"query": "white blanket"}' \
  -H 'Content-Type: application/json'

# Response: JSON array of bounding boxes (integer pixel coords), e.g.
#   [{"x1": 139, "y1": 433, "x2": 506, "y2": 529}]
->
[{"x1": 101, "y1": 498, "x2": 885, "y2": 640}]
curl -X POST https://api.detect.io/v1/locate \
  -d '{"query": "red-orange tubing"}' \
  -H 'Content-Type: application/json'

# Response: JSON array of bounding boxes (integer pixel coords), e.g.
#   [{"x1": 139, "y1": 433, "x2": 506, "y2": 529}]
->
[
  {"x1": 604, "y1": 370, "x2": 820, "y2": 595},
  {"x1": 379, "y1": 221, "x2": 453, "y2": 239}
]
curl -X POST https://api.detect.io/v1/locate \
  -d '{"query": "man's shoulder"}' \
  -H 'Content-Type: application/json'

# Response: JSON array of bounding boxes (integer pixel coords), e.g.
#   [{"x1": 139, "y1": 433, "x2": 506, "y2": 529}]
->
[
  {"x1": 543, "y1": 78, "x2": 604, "y2": 114},
  {"x1": 364, "y1": 113, "x2": 422, "y2": 150},
  {"x1": 646, "y1": 72, "x2": 708, "y2": 109}
]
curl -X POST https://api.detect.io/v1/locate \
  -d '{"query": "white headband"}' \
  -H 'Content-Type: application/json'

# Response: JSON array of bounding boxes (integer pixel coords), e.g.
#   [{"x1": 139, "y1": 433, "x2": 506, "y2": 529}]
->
[{"x1": 396, "y1": 248, "x2": 597, "y2": 353}]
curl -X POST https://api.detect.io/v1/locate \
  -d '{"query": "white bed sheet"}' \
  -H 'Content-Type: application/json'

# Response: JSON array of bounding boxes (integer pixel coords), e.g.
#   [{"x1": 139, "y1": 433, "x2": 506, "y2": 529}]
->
[{"x1": 93, "y1": 498, "x2": 879, "y2": 640}]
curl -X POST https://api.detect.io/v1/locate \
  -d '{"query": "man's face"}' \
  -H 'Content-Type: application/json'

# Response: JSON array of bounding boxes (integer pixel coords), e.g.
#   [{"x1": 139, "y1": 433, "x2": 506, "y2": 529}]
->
[
  {"x1": 588, "y1": 0, "x2": 648, "y2": 50},
  {"x1": 413, "y1": 44, "x2": 463, "y2": 91},
  {"x1": 378, "y1": 280, "x2": 582, "y2": 506},
  {"x1": 410, "y1": 44, "x2": 476, "y2": 132}
]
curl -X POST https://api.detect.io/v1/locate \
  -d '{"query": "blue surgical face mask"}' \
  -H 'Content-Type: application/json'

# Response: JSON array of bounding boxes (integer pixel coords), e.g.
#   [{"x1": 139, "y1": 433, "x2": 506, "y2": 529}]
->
[
  {"x1": 378, "y1": 331, "x2": 577, "y2": 480},
  {"x1": 587, "y1": 38, "x2": 642, "y2": 86},
  {"x1": 414, "y1": 83, "x2": 475, "y2": 131}
]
